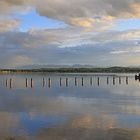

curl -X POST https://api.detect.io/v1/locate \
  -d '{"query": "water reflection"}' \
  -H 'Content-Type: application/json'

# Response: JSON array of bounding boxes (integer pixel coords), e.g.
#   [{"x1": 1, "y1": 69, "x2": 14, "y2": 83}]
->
[{"x1": 0, "y1": 73, "x2": 139, "y2": 140}]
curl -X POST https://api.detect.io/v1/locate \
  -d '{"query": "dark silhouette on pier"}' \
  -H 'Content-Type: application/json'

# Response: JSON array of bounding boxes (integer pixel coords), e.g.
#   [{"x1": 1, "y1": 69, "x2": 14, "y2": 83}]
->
[{"x1": 135, "y1": 74, "x2": 140, "y2": 80}]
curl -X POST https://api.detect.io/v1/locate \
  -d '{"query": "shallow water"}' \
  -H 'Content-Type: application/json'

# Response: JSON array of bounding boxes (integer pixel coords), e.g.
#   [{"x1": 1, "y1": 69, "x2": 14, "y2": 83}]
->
[{"x1": 0, "y1": 73, "x2": 140, "y2": 140}]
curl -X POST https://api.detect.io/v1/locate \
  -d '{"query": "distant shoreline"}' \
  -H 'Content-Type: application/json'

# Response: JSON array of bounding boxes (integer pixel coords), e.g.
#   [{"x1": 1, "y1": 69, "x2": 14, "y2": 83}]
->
[{"x1": 0, "y1": 67, "x2": 140, "y2": 74}]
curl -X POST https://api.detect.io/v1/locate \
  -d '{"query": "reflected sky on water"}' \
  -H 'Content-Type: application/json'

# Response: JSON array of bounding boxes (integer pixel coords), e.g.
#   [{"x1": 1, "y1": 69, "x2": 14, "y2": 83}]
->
[{"x1": 0, "y1": 73, "x2": 140, "y2": 140}]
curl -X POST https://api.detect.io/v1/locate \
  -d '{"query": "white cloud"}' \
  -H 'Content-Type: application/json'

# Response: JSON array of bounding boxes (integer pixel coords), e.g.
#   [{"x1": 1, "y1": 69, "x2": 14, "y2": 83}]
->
[{"x1": 0, "y1": 18, "x2": 20, "y2": 32}]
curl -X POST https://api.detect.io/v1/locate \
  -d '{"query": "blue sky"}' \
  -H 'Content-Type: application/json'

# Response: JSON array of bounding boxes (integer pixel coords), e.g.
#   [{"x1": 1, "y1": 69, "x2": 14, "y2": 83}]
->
[
  {"x1": 116, "y1": 19, "x2": 140, "y2": 31},
  {"x1": 14, "y1": 9, "x2": 67, "y2": 32},
  {"x1": 0, "y1": 0, "x2": 140, "y2": 68}
]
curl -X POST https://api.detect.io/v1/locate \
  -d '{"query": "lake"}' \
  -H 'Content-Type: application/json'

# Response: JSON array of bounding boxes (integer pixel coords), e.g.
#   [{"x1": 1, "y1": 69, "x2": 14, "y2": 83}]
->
[{"x1": 0, "y1": 73, "x2": 140, "y2": 140}]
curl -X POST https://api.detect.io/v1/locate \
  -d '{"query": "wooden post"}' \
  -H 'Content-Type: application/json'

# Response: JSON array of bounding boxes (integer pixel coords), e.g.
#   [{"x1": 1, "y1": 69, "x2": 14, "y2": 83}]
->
[
  {"x1": 113, "y1": 77, "x2": 115, "y2": 85},
  {"x1": 97, "y1": 77, "x2": 100, "y2": 86},
  {"x1": 6, "y1": 79, "x2": 8, "y2": 88},
  {"x1": 26, "y1": 78, "x2": 28, "y2": 88},
  {"x1": 107, "y1": 77, "x2": 109, "y2": 85},
  {"x1": 75, "y1": 77, "x2": 77, "y2": 86},
  {"x1": 82, "y1": 77, "x2": 84, "y2": 86},
  {"x1": 126, "y1": 76, "x2": 128, "y2": 85},
  {"x1": 43, "y1": 78, "x2": 45, "y2": 87},
  {"x1": 119, "y1": 77, "x2": 121, "y2": 84},
  {"x1": 66, "y1": 78, "x2": 68, "y2": 87},
  {"x1": 60, "y1": 77, "x2": 62, "y2": 86},
  {"x1": 31, "y1": 78, "x2": 33, "y2": 88},
  {"x1": 48, "y1": 78, "x2": 51, "y2": 88},
  {"x1": 90, "y1": 77, "x2": 92, "y2": 85},
  {"x1": 10, "y1": 78, "x2": 12, "y2": 89}
]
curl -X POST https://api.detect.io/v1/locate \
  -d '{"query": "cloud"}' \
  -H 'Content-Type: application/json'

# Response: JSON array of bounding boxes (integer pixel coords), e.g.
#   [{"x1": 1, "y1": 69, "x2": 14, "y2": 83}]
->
[
  {"x1": 8, "y1": 55, "x2": 33, "y2": 67},
  {"x1": 70, "y1": 18, "x2": 95, "y2": 28},
  {"x1": 119, "y1": 30, "x2": 140, "y2": 40},
  {"x1": 32, "y1": 0, "x2": 140, "y2": 21},
  {"x1": 0, "y1": 18, "x2": 20, "y2": 32},
  {"x1": 127, "y1": 3, "x2": 140, "y2": 18},
  {"x1": 0, "y1": 112, "x2": 19, "y2": 130},
  {"x1": 0, "y1": 0, "x2": 140, "y2": 28},
  {"x1": 0, "y1": 0, "x2": 28, "y2": 15},
  {"x1": 0, "y1": 28, "x2": 140, "y2": 67},
  {"x1": 110, "y1": 48, "x2": 140, "y2": 54},
  {"x1": 70, "y1": 16, "x2": 114, "y2": 30}
]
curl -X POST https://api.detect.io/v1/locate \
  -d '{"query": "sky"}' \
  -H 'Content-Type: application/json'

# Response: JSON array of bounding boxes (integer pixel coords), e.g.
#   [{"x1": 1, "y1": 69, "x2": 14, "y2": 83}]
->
[{"x1": 0, "y1": 0, "x2": 140, "y2": 68}]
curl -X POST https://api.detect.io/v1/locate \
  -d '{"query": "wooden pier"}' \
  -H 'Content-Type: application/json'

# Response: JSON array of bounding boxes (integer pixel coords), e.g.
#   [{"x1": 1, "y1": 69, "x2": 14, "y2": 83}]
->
[{"x1": 1, "y1": 75, "x2": 138, "y2": 89}]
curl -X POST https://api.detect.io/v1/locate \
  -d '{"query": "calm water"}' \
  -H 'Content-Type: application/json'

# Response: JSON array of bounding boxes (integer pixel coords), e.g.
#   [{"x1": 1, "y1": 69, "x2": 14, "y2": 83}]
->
[{"x1": 0, "y1": 73, "x2": 140, "y2": 140}]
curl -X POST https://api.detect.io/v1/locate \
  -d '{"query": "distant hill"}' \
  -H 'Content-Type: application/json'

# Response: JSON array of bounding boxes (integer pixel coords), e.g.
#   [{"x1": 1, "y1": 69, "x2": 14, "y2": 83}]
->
[
  {"x1": 0, "y1": 66, "x2": 140, "y2": 73},
  {"x1": 18, "y1": 64, "x2": 97, "y2": 69}
]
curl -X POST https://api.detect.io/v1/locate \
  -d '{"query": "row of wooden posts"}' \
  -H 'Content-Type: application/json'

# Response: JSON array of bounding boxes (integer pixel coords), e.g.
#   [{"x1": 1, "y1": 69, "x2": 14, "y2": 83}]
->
[{"x1": 4, "y1": 76, "x2": 131, "y2": 89}]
